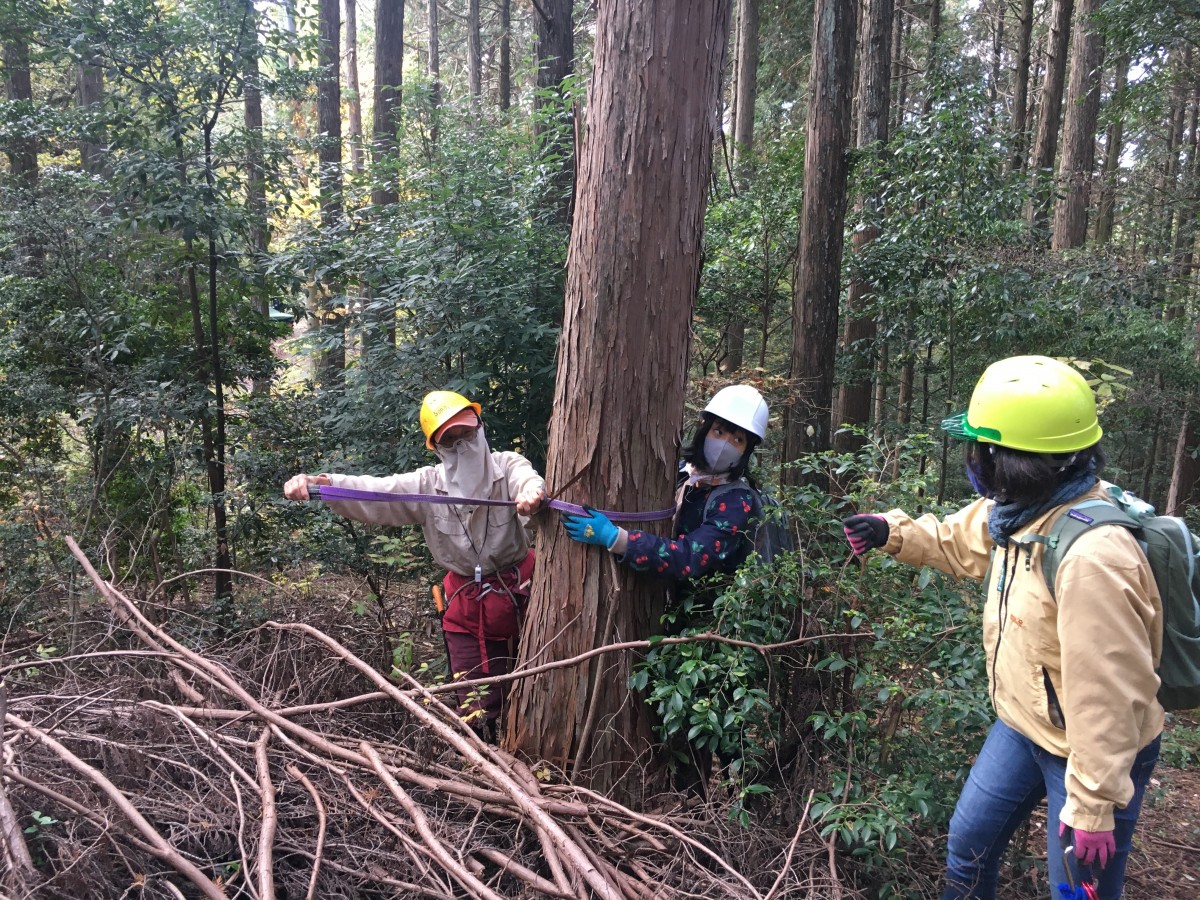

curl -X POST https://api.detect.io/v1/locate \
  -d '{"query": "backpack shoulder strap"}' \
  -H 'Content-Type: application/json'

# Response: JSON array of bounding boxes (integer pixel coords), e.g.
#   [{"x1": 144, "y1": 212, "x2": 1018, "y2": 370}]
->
[
  {"x1": 704, "y1": 479, "x2": 761, "y2": 519},
  {"x1": 1040, "y1": 500, "x2": 1139, "y2": 600}
]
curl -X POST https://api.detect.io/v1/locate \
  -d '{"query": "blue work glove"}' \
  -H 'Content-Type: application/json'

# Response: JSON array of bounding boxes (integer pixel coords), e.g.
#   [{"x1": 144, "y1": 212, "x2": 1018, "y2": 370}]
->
[{"x1": 563, "y1": 507, "x2": 621, "y2": 550}]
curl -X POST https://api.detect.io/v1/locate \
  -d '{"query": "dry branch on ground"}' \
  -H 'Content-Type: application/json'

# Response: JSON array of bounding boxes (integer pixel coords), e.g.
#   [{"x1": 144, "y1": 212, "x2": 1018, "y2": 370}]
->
[{"x1": 0, "y1": 538, "x2": 853, "y2": 899}]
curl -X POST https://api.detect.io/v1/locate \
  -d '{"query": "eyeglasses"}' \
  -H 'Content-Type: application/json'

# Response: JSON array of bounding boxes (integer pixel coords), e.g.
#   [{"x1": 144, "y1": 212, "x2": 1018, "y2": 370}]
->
[{"x1": 436, "y1": 424, "x2": 480, "y2": 449}]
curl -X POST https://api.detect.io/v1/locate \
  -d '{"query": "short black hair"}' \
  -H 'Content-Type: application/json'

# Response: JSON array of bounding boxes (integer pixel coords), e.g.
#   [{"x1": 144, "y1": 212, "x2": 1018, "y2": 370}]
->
[
  {"x1": 965, "y1": 441, "x2": 1105, "y2": 506},
  {"x1": 681, "y1": 413, "x2": 761, "y2": 482}
]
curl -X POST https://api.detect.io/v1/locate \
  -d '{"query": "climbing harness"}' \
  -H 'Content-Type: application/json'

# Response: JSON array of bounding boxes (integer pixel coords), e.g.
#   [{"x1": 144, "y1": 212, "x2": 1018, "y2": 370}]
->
[{"x1": 308, "y1": 484, "x2": 677, "y2": 523}]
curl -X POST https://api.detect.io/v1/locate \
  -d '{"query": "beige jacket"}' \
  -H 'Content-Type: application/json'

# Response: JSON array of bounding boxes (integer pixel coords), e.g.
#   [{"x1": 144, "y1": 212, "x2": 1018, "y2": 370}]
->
[
  {"x1": 326, "y1": 451, "x2": 544, "y2": 578},
  {"x1": 883, "y1": 484, "x2": 1163, "y2": 832}
]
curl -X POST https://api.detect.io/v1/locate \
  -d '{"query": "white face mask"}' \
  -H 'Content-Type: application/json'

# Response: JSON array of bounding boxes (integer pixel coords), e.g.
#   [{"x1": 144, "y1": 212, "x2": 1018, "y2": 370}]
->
[
  {"x1": 436, "y1": 426, "x2": 491, "y2": 500},
  {"x1": 703, "y1": 435, "x2": 743, "y2": 473}
]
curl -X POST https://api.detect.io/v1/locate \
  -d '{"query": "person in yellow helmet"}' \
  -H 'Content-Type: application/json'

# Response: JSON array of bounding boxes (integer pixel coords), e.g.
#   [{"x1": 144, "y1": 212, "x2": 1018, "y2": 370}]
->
[
  {"x1": 284, "y1": 390, "x2": 546, "y2": 741},
  {"x1": 843, "y1": 356, "x2": 1161, "y2": 900}
]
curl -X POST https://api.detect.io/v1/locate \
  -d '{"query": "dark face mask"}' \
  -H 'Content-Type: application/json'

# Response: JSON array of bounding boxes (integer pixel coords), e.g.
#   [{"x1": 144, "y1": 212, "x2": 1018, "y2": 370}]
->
[{"x1": 966, "y1": 459, "x2": 992, "y2": 498}]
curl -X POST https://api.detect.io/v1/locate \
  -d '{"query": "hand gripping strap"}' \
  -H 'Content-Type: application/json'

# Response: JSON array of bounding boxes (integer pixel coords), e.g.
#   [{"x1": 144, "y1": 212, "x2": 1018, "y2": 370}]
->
[{"x1": 308, "y1": 484, "x2": 677, "y2": 524}]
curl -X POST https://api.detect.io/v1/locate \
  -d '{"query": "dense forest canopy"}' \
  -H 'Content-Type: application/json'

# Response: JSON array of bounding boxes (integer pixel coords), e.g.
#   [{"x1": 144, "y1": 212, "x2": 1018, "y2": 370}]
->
[{"x1": 1, "y1": 0, "x2": 1199, "y2": 897}]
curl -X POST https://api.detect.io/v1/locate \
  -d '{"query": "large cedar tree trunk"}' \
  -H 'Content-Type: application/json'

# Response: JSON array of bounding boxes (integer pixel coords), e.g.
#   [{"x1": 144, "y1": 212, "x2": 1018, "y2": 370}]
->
[
  {"x1": 783, "y1": 0, "x2": 857, "y2": 471},
  {"x1": 1027, "y1": 0, "x2": 1075, "y2": 233},
  {"x1": 505, "y1": 0, "x2": 733, "y2": 802},
  {"x1": 1051, "y1": 0, "x2": 1105, "y2": 250},
  {"x1": 833, "y1": 0, "x2": 892, "y2": 452}
]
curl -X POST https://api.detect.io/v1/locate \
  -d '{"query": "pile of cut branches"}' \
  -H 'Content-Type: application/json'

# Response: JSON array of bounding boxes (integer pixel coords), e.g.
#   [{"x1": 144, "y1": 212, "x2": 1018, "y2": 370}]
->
[{"x1": 0, "y1": 537, "x2": 855, "y2": 899}]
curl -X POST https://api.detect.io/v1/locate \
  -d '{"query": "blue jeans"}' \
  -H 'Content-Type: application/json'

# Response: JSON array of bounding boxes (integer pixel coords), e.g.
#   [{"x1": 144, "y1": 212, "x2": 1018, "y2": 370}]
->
[{"x1": 942, "y1": 718, "x2": 1160, "y2": 900}]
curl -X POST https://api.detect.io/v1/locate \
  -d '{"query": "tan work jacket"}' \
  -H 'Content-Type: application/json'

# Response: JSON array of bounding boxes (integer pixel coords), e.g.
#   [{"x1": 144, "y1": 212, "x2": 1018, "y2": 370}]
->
[
  {"x1": 326, "y1": 451, "x2": 544, "y2": 578},
  {"x1": 883, "y1": 484, "x2": 1163, "y2": 832}
]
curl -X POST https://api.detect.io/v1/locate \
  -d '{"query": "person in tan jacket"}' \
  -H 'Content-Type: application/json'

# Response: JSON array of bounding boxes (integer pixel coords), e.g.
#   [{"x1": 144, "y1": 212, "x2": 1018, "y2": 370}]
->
[
  {"x1": 843, "y1": 356, "x2": 1162, "y2": 900},
  {"x1": 284, "y1": 390, "x2": 545, "y2": 742}
]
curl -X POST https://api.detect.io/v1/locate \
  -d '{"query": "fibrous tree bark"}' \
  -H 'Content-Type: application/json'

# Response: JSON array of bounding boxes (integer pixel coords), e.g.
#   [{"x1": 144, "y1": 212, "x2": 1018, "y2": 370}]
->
[
  {"x1": 1028, "y1": 0, "x2": 1075, "y2": 234},
  {"x1": 506, "y1": 0, "x2": 733, "y2": 802},
  {"x1": 833, "y1": 0, "x2": 892, "y2": 451},
  {"x1": 1051, "y1": 0, "x2": 1105, "y2": 250},
  {"x1": 783, "y1": 0, "x2": 857, "y2": 472}
]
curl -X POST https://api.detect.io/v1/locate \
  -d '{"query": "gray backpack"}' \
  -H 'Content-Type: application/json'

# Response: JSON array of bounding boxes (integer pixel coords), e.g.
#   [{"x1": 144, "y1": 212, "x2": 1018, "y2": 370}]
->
[{"x1": 1036, "y1": 484, "x2": 1200, "y2": 711}]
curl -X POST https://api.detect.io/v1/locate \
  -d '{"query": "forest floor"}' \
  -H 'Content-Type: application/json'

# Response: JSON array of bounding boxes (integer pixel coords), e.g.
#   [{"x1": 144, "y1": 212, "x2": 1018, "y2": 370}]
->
[{"x1": 2, "y1": 566, "x2": 1197, "y2": 898}]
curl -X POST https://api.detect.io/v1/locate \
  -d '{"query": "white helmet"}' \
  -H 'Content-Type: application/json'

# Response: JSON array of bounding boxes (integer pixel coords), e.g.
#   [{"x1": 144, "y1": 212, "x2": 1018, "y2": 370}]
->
[{"x1": 704, "y1": 385, "x2": 769, "y2": 440}]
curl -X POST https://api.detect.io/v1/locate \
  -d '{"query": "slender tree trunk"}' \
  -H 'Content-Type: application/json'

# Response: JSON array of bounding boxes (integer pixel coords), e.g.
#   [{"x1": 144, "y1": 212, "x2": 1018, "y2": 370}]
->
[
  {"x1": 834, "y1": 0, "x2": 893, "y2": 451},
  {"x1": 3, "y1": 35, "x2": 37, "y2": 187},
  {"x1": 732, "y1": 0, "x2": 759, "y2": 167},
  {"x1": 243, "y1": 2, "x2": 271, "y2": 394},
  {"x1": 1051, "y1": 0, "x2": 1105, "y2": 250},
  {"x1": 317, "y1": 0, "x2": 345, "y2": 376},
  {"x1": 467, "y1": 0, "x2": 481, "y2": 103},
  {"x1": 726, "y1": 0, "x2": 760, "y2": 371},
  {"x1": 372, "y1": 0, "x2": 404, "y2": 209},
  {"x1": 892, "y1": 1, "x2": 911, "y2": 130},
  {"x1": 1027, "y1": 0, "x2": 1075, "y2": 234},
  {"x1": 921, "y1": 0, "x2": 942, "y2": 112},
  {"x1": 427, "y1": 0, "x2": 436, "y2": 112},
  {"x1": 1167, "y1": 320, "x2": 1200, "y2": 515},
  {"x1": 499, "y1": 0, "x2": 511, "y2": 111},
  {"x1": 534, "y1": 0, "x2": 575, "y2": 225},
  {"x1": 77, "y1": 56, "x2": 105, "y2": 174},
  {"x1": 988, "y1": 0, "x2": 1005, "y2": 123},
  {"x1": 873, "y1": 340, "x2": 889, "y2": 438},
  {"x1": 1094, "y1": 56, "x2": 1128, "y2": 244},
  {"x1": 1010, "y1": 0, "x2": 1034, "y2": 171},
  {"x1": 506, "y1": 0, "x2": 733, "y2": 802},
  {"x1": 344, "y1": 0, "x2": 364, "y2": 173},
  {"x1": 1159, "y1": 49, "x2": 1192, "y2": 264},
  {"x1": 783, "y1": 0, "x2": 857, "y2": 473},
  {"x1": 372, "y1": 0, "x2": 404, "y2": 346}
]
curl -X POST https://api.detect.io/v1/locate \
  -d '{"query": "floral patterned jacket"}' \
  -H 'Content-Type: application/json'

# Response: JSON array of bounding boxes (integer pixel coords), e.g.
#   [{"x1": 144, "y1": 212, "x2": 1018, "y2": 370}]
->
[{"x1": 620, "y1": 478, "x2": 757, "y2": 581}]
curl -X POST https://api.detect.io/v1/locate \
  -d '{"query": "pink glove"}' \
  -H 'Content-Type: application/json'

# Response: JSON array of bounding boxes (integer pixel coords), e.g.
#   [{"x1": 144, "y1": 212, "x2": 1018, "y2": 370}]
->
[{"x1": 1060, "y1": 821, "x2": 1115, "y2": 869}]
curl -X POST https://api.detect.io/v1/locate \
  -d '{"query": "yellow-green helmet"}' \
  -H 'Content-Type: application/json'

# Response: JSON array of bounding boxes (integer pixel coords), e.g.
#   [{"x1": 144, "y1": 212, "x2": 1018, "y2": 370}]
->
[{"x1": 941, "y1": 356, "x2": 1103, "y2": 454}]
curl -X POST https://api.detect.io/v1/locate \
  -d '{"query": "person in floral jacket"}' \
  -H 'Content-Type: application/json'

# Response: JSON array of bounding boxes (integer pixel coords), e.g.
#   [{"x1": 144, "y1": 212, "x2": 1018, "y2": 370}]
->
[{"x1": 562, "y1": 384, "x2": 769, "y2": 595}]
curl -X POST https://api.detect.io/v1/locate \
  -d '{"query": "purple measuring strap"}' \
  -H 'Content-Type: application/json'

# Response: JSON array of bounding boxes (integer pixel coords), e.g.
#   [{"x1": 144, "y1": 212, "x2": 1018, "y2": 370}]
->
[{"x1": 308, "y1": 484, "x2": 676, "y2": 523}]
